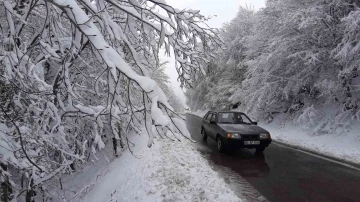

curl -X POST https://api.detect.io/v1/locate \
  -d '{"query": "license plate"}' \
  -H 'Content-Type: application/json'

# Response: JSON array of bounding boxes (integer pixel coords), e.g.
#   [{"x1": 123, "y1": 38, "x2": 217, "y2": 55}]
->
[{"x1": 244, "y1": 141, "x2": 260, "y2": 145}]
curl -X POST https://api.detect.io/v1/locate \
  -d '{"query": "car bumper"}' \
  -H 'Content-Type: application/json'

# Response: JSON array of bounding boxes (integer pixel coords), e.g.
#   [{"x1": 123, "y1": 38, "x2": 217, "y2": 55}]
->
[{"x1": 223, "y1": 138, "x2": 272, "y2": 148}]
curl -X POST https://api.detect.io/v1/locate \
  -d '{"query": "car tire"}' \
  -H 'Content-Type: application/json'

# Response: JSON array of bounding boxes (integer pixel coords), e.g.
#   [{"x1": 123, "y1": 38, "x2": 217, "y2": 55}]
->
[
  {"x1": 201, "y1": 129, "x2": 207, "y2": 141},
  {"x1": 256, "y1": 146, "x2": 265, "y2": 152},
  {"x1": 217, "y1": 136, "x2": 225, "y2": 152}
]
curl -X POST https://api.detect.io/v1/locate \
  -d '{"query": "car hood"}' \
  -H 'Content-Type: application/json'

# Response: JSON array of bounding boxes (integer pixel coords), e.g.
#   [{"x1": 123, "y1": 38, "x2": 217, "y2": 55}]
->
[{"x1": 218, "y1": 124, "x2": 268, "y2": 134}]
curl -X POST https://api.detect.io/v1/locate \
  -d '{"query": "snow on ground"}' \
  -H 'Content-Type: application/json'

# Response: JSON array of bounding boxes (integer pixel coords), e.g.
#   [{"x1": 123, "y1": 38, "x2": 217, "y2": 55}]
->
[
  {"x1": 47, "y1": 141, "x2": 119, "y2": 201},
  {"x1": 75, "y1": 131, "x2": 241, "y2": 202},
  {"x1": 259, "y1": 114, "x2": 360, "y2": 165},
  {"x1": 187, "y1": 110, "x2": 360, "y2": 165}
]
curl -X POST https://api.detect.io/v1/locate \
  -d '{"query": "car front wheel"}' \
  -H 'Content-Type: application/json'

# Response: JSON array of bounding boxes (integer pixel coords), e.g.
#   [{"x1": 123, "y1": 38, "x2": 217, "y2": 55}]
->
[
  {"x1": 217, "y1": 137, "x2": 225, "y2": 152},
  {"x1": 201, "y1": 129, "x2": 207, "y2": 141}
]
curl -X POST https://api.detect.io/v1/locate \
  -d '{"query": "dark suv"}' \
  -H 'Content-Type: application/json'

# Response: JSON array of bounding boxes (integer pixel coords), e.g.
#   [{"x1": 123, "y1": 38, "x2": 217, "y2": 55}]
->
[{"x1": 201, "y1": 111, "x2": 272, "y2": 152}]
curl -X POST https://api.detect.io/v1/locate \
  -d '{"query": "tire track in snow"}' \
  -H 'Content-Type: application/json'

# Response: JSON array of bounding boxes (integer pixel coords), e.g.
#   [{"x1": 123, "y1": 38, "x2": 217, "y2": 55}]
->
[
  {"x1": 197, "y1": 148, "x2": 268, "y2": 202},
  {"x1": 221, "y1": 167, "x2": 268, "y2": 202}
]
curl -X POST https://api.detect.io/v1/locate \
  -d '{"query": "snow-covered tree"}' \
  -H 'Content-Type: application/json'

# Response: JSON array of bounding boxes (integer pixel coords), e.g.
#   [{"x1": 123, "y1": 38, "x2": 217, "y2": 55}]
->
[
  {"x1": 0, "y1": 0, "x2": 222, "y2": 200},
  {"x1": 151, "y1": 61, "x2": 184, "y2": 112},
  {"x1": 167, "y1": 90, "x2": 184, "y2": 112},
  {"x1": 186, "y1": 7, "x2": 255, "y2": 111},
  {"x1": 185, "y1": 61, "x2": 215, "y2": 111},
  {"x1": 151, "y1": 61, "x2": 171, "y2": 96},
  {"x1": 187, "y1": 0, "x2": 360, "y2": 124},
  {"x1": 235, "y1": 0, "x2": 360, "y2": 120},
  {"x1": 332, "y1": 0, "x2": 360, "y2": 120}
]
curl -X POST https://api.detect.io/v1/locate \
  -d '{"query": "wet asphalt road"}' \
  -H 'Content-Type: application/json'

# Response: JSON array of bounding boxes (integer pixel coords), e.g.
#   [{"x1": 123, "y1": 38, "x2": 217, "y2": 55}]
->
[{"x1": 185, "y1": 114, "x2": 360, "y2": 202}]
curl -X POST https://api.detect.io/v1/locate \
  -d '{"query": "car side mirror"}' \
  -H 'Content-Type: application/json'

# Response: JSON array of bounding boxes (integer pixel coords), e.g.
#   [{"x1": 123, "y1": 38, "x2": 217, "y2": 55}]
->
[
  {"x1": 252, "y1": 122, "x2": 258, "y2": 125},
  {"x1": 210, "y1": 120, "x2": 216, "y2": 124}
]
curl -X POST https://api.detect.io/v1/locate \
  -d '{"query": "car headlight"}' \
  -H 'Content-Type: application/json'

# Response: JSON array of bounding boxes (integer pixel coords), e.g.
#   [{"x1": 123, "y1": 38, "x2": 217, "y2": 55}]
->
[
  {"x1": 259, "y1": 133, "x2": 270, "y2": 139},
  {"x1": 227, "y1": 133, "x2": 241, "y2": 139}
]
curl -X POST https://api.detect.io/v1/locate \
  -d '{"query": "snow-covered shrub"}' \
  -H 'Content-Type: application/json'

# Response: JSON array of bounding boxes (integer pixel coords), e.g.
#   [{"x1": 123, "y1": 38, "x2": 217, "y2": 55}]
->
[
  {"x1": 296, "y1": 106, "x2": 325, "y2": 129},
  {"x1": 333, "y1": 8, "x2": 360, "y2": 117}
]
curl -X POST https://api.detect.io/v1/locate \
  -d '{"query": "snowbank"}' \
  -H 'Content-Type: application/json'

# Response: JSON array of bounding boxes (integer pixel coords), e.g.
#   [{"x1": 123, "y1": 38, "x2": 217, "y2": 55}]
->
[
  {"x1": 77, "y1": 132, "x2": 241, "y2": 202},
  {"x1": 260, "y1": 114, "x2": 360, "y2": 165},
  {"x1": 46, "y1": 140, "x2": 119, "y2": 201}
]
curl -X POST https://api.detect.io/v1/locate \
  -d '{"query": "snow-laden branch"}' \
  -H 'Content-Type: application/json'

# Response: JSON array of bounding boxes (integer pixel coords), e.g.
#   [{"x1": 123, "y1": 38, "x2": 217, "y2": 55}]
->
[{"x1": 0, "y1": 0, "x2": 221, "y2": 200}]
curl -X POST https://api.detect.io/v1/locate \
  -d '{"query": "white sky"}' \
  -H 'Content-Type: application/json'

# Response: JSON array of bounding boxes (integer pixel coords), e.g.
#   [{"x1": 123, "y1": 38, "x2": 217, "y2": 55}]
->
[{"x1": 161, "y1": 0, "x2": 266, "y2": 107}]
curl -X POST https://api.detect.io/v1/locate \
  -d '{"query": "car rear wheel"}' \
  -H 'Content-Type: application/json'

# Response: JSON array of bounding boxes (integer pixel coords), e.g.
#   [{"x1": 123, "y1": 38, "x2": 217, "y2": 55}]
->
[
  {"x1": 217, "y1": 137, "x2": 225, "y2": 152},
  {"x1": 256, "y1": 146, "x2": 265, "y2": 152},
  {"x1": 201, "y1": 129, "x2": 207, "y2": 141}
]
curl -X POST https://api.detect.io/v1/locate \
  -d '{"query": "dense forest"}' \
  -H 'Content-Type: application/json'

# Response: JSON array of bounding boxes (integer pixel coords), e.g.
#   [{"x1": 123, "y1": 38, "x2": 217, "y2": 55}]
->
[{"x1": 186, "y1": 0, "x2": 360, "y2": 125}]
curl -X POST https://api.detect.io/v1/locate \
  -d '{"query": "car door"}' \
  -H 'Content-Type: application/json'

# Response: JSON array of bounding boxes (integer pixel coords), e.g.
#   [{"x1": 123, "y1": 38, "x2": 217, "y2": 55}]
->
[
  {"x1": 203, "y1": 113, "x2": 212, "y2": 135},
  {"x1": 208, "y1": 113, "x2": 217, "y2": 138}
]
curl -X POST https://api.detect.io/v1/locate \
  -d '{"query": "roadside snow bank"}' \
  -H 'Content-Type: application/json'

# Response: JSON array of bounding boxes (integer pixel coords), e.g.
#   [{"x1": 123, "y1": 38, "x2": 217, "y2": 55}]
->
[
  {"x1": 261, "y1": 106, "x2": 360, "y2": 165},
  {"x1": 46, "y1": 139, "x2": 119, "y2": 201},
  {"x1": 79, "y1": 132, "x2": 241, "y2": 202},
  {"x1": 260, "y1": 115, "x2": 360, "y2": 165}
]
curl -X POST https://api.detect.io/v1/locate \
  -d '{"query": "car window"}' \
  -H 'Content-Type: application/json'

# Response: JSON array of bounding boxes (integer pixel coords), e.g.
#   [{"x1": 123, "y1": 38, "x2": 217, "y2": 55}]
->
[
  {"x1": 220, "y1": 113, "x2": 232, "y2": 123},
  {"x1": 240, "y1": 114, "x2": 252, "y2": 124},
  {"x1": 218, "y1": 112, "x2": 236, "y2": 123},
  {"x1": 205, "y1": 113, "x2": 212, "y2": 122},
  {"x1": 218, "y1": 112, "x2": 252, "y2": 124},
  {"x1": 210, "y1": 113, "x2": 216, "y2": 122}
]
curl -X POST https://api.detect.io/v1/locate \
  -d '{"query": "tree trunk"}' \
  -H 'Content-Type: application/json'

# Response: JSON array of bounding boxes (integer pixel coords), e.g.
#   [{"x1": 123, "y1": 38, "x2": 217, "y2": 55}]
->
[
  {"x1": 1, "y1": 163, "x2": 12, "y2": 202},
  {"x1": 26, "y1": 178, "x2": 35, "y2": 202},
  {"x1": 117, "y1": 124, "x2": 124, "y2": 149}
]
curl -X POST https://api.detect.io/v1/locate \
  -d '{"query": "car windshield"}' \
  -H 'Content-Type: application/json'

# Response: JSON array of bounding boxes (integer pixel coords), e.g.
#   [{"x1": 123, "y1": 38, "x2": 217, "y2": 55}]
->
[{"x1": 218, "y1": 112, "x2": 252, "y2": 124}]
